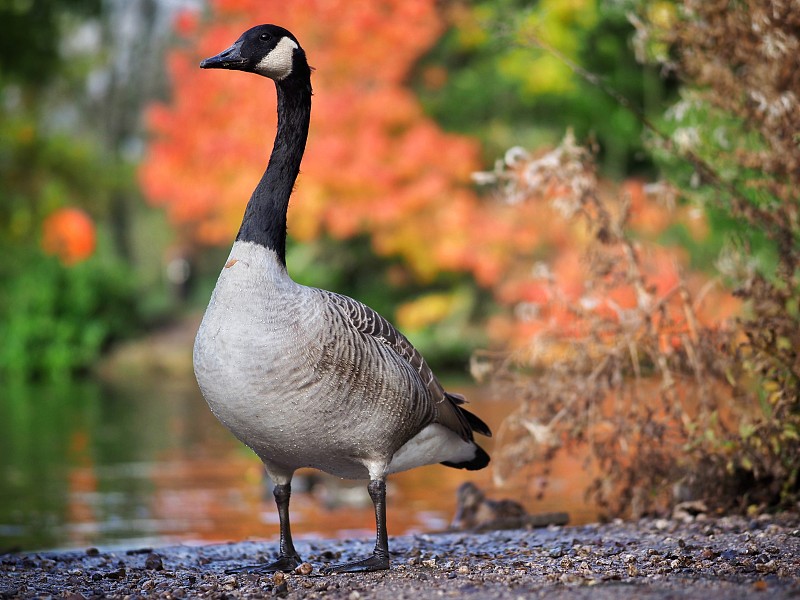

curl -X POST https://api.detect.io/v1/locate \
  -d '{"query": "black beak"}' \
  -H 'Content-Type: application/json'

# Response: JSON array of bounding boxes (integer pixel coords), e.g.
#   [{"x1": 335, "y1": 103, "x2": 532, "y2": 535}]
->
[{"x1": 200, "y1": 41, "x2": 246, "y2": 70}]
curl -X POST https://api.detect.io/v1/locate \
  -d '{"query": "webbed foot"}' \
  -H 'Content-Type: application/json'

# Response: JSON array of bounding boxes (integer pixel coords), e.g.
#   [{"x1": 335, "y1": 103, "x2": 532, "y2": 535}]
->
[
  {"x1": 225, "y1": 554, "x2": 302, "y2": 575},
  {"x1": 321, "y1": 551, "x2": 389, "y2": 574}
]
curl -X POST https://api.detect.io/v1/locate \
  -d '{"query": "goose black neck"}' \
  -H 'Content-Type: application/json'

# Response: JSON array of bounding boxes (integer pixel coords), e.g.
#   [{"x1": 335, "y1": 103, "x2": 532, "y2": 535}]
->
[{"x1": 236, "y1": 76, "x2": 311, "y2": 266}]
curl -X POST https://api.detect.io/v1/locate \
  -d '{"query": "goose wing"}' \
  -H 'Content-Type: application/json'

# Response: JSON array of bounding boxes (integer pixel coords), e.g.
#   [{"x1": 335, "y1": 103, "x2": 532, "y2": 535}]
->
[{"x1": 321, "y1": 290, "x2": 491, "y2": 441}]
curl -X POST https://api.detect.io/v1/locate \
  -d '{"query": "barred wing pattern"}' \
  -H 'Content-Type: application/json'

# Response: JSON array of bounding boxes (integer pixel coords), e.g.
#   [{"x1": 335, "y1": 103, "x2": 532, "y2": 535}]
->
[{"x1": 321, "y1": 290, "x2": 479, "y2": 441}]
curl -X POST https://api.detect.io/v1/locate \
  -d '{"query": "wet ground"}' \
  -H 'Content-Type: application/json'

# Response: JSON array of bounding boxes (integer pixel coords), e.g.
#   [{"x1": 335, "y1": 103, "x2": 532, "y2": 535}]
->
[{"x1": 2, "y1": 513, "x2": 798, "y2": 599}]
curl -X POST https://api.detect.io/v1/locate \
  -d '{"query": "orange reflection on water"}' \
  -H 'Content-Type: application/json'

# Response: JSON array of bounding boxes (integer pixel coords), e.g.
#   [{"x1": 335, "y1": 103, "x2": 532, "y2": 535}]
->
[
  {"x1": 66, "y1": 430, "x2": 99, "y2": 548},
  {"x1": 143, "y1": 390, "x2": 600, "y2": 546},
  {"x1": 60, "y1": 386, "x2": 600, "y2": 550}
]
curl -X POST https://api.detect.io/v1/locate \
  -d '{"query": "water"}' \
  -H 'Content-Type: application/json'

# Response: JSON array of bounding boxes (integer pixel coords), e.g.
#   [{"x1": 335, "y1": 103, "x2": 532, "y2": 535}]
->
[{"x1": 0, "y1": 377, "x2": 595, "y2": 553}]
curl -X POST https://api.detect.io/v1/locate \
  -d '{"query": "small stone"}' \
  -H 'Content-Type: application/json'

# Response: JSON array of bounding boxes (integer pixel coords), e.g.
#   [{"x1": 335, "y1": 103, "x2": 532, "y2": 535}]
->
[
  {"x1": 294, "y1": 562, "x2": 313, "y2": 575},
  {"x1": 755, "y1": 560, "x2": 776, "y2": 574},
  {"x1": 457, "y1": 565, "x2": 470, "y2": 574},
  {"x1": 422, "y1": 559, "x2": 436, "y2": 568},
  {"x1": 86, "y1": 547, "x2": 100, "y2": 557},
  {"x1": 145, "y1": 553, "x2": 164, "y2": 571},
  {"x1": 348, "y1": 592, "x2": 361, "y2": 600},
  {"x1": 105, "y1": 567, "x2": 126, "y2": 580},
  {"x1": 272, "y1": 571, "x2": 286, "y2": 585},
  {"x1": 720, "y1": 550, "x2": 738, "y2": 562}
]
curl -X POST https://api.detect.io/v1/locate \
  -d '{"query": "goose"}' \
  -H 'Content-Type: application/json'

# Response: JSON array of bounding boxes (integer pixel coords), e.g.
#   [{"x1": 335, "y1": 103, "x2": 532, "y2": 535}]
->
[{"x1": 193, "y1": 24, "x2": 491, "y2": 574}]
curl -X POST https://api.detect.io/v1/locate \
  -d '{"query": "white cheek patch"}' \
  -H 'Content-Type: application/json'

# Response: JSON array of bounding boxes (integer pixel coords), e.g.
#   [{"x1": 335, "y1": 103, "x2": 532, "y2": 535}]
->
[{"x1": 256, "y1": 36, "x2": 298, "y2": 80}]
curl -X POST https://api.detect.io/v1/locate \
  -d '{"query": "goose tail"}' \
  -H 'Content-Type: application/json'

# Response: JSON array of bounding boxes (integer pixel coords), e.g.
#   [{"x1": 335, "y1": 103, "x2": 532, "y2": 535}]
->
[
  {"x1": 440, "y1": 392, "x2": 492, "y2": 471},
  {"x1": 441, "y1": 443, "x2": 490, "y2": 471}
]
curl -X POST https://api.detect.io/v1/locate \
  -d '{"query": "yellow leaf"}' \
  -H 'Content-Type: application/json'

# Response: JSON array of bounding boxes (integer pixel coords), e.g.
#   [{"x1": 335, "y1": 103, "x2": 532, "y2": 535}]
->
[{"x1": 396, "y1": 292, "x2": 458, "y2": 331}]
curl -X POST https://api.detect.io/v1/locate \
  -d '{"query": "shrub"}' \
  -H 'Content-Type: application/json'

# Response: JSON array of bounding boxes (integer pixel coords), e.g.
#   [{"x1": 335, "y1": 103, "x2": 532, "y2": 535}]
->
[
  {"x1": 478, "y1": 0, "x2": 800, "y2": 517},
  {"x1": 0, "y1": 249, "x2": 138, "y2": 381}
]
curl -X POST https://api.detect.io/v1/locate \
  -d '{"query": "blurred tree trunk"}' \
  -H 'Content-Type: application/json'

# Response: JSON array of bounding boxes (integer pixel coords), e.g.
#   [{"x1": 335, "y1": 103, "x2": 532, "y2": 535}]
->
[{"x1": 96, "y1": 0, "x2": 197, "y2": 259}]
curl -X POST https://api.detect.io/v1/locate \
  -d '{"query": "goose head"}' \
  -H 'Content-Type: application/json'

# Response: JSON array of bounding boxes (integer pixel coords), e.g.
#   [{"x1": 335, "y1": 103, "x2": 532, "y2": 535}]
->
[{"x1": 200, "y1": 24, "x2": 307, "y2": 82}]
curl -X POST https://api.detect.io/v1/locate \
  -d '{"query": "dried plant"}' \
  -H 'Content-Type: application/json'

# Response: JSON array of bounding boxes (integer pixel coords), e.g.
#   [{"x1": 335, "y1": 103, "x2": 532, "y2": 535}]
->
[
  {"x1": 474, "y1": 135, "x2": 744, "y2": 517},
  {"x1": 639, "y1": 0, "x2": 800, "y2": 509},
  {"x1": 477, "y1": 0, "x2": 800, "y2": 517}
]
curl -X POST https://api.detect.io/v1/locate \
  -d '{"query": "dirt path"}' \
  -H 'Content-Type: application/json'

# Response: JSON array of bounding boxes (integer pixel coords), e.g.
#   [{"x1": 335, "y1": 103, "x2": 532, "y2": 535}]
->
[{"x1": 2, "y1": 514, "x2": 798, "y2": 599}]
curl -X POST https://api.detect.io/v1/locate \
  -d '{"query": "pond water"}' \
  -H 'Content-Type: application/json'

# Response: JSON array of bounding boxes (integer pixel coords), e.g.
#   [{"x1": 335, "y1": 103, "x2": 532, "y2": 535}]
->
[{"x1": 0, "y1": 377, "x2": 597, "y2": 553}]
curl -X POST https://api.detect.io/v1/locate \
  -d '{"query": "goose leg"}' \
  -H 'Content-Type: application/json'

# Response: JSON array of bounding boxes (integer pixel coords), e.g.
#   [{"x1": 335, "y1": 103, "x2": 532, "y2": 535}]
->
[
  {"x1": 323, "y1": 478, "x2": 390, "y2": 574},
  {"x1": 226, "y1": 482, "x2": 302, "y2": 574}
]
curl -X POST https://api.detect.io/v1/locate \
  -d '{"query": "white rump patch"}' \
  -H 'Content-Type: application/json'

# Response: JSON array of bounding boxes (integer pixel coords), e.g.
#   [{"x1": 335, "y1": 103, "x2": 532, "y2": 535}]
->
[
  {"x1": 256, "y1": 36, "x2": 298, "y2": 80},
  {"x1": 387, "y1": 424, "x2": 476, "y2": 474}
]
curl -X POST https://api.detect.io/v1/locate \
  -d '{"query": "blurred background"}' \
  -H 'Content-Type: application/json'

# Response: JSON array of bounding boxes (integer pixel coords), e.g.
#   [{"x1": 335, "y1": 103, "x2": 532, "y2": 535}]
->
[{"x1": 1, "y1": 0, "x2": 798, "y2": 552}]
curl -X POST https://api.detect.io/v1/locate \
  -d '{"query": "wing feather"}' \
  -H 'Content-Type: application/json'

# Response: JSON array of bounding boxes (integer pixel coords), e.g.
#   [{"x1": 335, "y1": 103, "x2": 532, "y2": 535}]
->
[{"x1": 321, "y1": 290, "x2": 490, "y2": 441}]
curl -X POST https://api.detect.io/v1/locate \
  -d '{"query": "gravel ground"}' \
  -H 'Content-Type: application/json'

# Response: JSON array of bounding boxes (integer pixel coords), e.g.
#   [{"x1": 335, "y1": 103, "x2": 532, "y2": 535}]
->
[{"x1": 2, "y1": 514, "x2": 799, "y2": 599}]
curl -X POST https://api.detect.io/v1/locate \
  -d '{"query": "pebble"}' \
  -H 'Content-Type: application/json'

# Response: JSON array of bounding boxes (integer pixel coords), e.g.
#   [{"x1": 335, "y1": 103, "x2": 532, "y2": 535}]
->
[
  {"x1": 145, "y1": 553, "x2": 164, "y2": 571},
  {"x1": 295, "y1": 561, "x2": 313, "y2": 575}
]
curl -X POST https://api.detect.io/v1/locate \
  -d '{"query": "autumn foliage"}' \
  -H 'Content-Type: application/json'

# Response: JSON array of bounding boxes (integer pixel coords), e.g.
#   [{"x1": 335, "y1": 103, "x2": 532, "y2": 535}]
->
[
  {"x1": 41, "y1": 207, "x2": 96, "y2": 266},
  {"x1": 141, "y1": 0, "x2": 659, "y2": 297},
  {"x1": 140, "y1": 0, "x2": 487, "y2": 281}
]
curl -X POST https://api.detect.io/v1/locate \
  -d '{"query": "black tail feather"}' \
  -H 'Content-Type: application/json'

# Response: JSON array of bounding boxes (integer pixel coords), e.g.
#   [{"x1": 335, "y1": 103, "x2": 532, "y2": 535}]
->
[
  {"x1": 461, "y1": 407, "x2": 492, "y2": 438},
  {"x1": 445, "y1": 391, "x2": 492, "y2": 438}
]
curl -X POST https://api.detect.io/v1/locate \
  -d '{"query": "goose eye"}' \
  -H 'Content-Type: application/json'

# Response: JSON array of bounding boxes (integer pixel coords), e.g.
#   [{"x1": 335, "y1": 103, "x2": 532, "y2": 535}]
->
[{"x1": 259, "y1": 33, "x2": 271, "y2": 42}]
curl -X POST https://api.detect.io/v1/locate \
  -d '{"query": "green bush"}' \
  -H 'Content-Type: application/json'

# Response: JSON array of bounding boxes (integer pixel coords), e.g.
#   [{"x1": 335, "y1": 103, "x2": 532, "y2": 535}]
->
[{"x1": 0, "y1": 248, "x2": 138, "y2": 381}]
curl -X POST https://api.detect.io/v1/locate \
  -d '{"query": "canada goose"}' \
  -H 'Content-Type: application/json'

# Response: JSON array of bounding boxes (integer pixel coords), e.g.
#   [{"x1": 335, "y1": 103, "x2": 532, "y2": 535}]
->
[{"x1": 193, "y1": 24, "x2": 491, "y2": 574}]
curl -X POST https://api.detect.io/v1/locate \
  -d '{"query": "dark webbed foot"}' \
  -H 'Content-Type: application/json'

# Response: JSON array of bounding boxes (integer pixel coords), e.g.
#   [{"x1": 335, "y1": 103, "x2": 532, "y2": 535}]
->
[
  {"x1": 321, "y1": 550, "x2": 389, "y2": 574},
  {"x1": 225, "y1": 553, "x2": 302, "y2": 574}
]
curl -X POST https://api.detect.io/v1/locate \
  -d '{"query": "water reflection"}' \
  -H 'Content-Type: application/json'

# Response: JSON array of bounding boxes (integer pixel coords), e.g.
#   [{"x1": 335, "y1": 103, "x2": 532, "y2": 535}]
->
[{"x1": 0, "y1": 378, "x2": 596, "y2": 553}]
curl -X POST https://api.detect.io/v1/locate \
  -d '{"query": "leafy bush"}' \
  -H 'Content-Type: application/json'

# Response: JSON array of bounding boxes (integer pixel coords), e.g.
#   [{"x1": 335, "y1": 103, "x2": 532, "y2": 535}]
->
[{"x1": 0, "y1": 249, "x2": 138, "y2": 381}]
